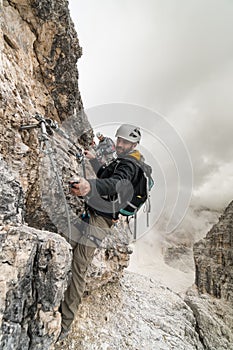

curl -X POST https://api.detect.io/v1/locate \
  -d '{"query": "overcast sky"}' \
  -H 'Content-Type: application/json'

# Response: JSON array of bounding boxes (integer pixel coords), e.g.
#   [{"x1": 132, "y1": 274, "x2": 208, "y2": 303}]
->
[{"x1": 69, "y1": 0, "x2": 233, "y2": 212}]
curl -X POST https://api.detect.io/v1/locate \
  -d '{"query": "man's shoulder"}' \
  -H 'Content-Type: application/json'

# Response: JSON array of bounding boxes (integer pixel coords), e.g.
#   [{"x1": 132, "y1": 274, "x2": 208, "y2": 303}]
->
[
  {"x1": 115, "y1": 156, "x2": 139, "y2": 169},
  {"x1": 118, "y1": 154, "x2": 148, "y2": 174},
  {"x1": 118, "y1": 154, "x2": 139, "y2": 163}
]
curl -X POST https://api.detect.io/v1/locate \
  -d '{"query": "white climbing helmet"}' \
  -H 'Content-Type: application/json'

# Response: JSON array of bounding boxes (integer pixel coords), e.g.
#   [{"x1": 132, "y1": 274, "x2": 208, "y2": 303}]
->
[
  {"x1": 115, "y1": 124, "x2": 141, "y2": 143},
  {"x1": 96, "y1": 132, "x2": 103, "y2": 138}
]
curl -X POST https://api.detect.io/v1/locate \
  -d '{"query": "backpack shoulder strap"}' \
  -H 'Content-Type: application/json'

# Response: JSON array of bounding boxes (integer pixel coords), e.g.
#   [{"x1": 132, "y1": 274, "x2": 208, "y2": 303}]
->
[
  {"x1": 116, "y1": 156, "x2": 142, "y2": 184},
  {"x1": 117, "y1": 155, "x2": 141, "y2": 168}
]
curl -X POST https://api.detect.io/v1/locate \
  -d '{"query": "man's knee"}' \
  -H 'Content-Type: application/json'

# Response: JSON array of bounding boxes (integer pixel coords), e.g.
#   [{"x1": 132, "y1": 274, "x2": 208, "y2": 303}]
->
[{"x1": 73, "y1": 243, "x2": 96, "y2": 267}]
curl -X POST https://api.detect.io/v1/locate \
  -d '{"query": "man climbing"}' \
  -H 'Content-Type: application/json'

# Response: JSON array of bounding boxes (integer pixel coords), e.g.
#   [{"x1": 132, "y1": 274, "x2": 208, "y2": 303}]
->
[
  {"x1": 95, "y1": 131, "x2": 115, "y2": 164},
  {"x1": 58, "y1": 124, "x2": 145, "y2": 340}
]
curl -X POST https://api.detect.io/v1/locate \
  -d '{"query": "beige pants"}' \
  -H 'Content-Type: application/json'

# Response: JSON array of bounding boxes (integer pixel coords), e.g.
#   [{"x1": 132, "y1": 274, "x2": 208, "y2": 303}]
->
[{"x1": 61, "y1": 213, "x2": 112, "y2": 330}]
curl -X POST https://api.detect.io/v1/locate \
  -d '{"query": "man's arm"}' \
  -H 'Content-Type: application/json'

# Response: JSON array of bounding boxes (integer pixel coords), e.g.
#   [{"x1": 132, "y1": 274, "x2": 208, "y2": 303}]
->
[
  {"x1": 70, "y1": 159, "x2": 137, "y2": 199},
  {"x1": 88, "y1": 160, "x2": 137, "y2": 197}
]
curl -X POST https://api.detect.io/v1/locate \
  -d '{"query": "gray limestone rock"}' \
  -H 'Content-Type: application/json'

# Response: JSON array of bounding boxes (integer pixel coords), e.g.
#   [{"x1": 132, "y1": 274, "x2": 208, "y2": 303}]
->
[
  {"x1": 0, "y1": 156, "x2": 24, "y2": 226},
  {"x1": 194, "y1": 201, "x2": 233, "y2": 303},
  {"x1": 54, "y1": 273, "x2": 233, "y2": 350},
  {"x1": 55, "y1": 272, "x2": 204, "y2": 350},
  {"x1": 185, "y1": 288, "x2": 233, "y2": 350},
  {"x1": 0, "y1": 225, "x2": 72, "y2": 349}
]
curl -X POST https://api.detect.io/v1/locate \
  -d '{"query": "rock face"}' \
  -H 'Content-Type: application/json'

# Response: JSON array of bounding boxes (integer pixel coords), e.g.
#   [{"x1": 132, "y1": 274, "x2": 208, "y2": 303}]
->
[
  {"x1": 0, "y1": 0, "x2": 90, "y2": 229},
  {"x1": 0, "y1": 1, "x2": 132, "y2": 348},
  {"x1": 0, "y1": 156, "x2": 24, "y2": 226},
  {"x1": 194, "y1": 201, "x2": 233, "y2": 302},
  {"x1": 0, "y1": 157, "x2": 72, "y2": 349},
  {"x1": 0, "y1": 225, "x2": 72, "y2": 350},
  {"x1": 188, "y1": 200, "x2": 233, "y2": 349},
  {"x1": 1, "y1": 0, "x2": 83, "y2": 122},
  {"x1": 185, "y1": 290, "x2": 233, "y2": 350},
  {"x1": 55, "y1": 272, "x2": 203, "y2": 350},
  {"x1": 54, "y1": 272, "x2": 233, "y2": 350},
  {"x1": 0, "y1": 156, "x2": 132, "y2": 349}
]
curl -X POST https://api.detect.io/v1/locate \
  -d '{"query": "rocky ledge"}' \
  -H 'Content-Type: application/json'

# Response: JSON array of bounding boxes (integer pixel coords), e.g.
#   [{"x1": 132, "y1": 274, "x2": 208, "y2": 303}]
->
[{"x1": 54, "y1": 272, "x2": 233, "y2": 350}]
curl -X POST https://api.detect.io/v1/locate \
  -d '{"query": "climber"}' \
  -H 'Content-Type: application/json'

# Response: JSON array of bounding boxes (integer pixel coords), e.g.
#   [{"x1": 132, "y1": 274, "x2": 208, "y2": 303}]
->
[
  {"x1": 58, "y1": 124, "x2": 147, "y2": 341},
  {"x1": 95, "y1": 131, "x2": 116, "y2": 164}
]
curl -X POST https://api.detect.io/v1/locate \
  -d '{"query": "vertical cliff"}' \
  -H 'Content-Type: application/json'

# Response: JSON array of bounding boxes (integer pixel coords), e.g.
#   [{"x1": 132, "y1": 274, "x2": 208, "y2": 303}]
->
[
  {"x1": 193, "y1": 200, "x2": 233, "y2": 302},
  {"x1": 1, "y1": 2, "x2": 86, "y2": 344},
  {"x1": 0, "y1": 1, "x2": 131, "y2": 348},
  {"x1": 0, "y1": 156, "x2": 72, "y2": 349},
  {"x1": 0, "y1": 0, "x2": 90, "y2": 228},
  {"x1": 183, "y1": 200, "x2": 233, "y2": 349}
]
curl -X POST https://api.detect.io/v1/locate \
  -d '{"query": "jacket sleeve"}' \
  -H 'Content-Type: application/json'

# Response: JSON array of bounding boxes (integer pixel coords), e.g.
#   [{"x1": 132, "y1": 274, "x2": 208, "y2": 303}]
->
[{"x1": 87, "y1": 159, "x2": 137, "y2": 197}]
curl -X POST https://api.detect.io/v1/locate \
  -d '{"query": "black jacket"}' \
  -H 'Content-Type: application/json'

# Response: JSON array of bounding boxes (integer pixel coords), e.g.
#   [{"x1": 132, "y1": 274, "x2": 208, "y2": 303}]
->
[{"x1": 86, "y1": 154, "x2": 140, "y2": 220}]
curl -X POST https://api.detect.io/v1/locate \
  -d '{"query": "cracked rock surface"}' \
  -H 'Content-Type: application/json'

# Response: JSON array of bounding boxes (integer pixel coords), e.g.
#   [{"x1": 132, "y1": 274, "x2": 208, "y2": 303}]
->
[
  {"x1": 55, "y1": 272, "x2": 233, "y2": 350},
  {"x1": 55, "y1": 272, "x2": 203, "y2": 350},
  {"x1": 0, "y1": 225, "x2": 72, "y2": 350}
]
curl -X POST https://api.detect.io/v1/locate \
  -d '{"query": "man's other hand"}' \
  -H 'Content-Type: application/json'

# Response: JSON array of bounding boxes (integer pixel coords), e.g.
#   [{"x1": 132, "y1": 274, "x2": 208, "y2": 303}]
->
[{"x1": 84, "y1": 150, "x2": 96, "y2": 160}]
